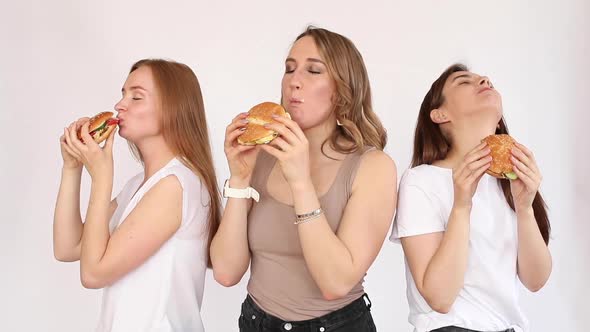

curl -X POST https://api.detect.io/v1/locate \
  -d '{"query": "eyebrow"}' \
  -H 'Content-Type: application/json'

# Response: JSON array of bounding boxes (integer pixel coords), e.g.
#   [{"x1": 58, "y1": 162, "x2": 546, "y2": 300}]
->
[
  {"x1": 122, "y1": 86, "x2": 147, "y2": 93},
  {"x1": 285, "y1": 57, "x2": 326, "y2": 65}
]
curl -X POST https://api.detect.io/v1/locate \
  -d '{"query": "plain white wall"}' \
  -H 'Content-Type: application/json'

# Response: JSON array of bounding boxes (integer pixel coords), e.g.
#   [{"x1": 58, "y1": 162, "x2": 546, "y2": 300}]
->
[{"x1": 2, "y1": 0, "x2": 588, "y2": 331}]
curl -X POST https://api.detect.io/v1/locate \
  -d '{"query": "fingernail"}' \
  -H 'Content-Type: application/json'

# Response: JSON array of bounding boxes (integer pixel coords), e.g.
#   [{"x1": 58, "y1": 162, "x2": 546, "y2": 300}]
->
[
  {"x1": 271, "y1": 115, "x2": 278, "y2": 118},
  {"x1": 241, "y1": 119, "x2": 249, "y2": 124},
  {"x1": 240, "y1": 128, "x2": 246, "y2": 131}
]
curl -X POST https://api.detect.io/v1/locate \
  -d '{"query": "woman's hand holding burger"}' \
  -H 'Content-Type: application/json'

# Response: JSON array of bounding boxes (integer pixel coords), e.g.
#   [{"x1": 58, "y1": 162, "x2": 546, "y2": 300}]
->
[
  {"x1": 259, "y1": 114, "x2": 311, "y2": 191},
  {"x1": 60, "y1": 117, "x2": 88, "y2": 170},
  {"x1": 61, "y1": 112, "x2": 119, "y2": 181},
  {"x1": 509, "y1": 143, "x2": 542, "y2": 212}
]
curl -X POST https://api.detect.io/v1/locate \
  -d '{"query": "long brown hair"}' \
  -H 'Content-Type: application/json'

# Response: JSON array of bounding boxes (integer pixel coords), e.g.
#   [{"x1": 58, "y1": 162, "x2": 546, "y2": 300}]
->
[
  {"x1": 413, "y1": 63, "x2": 550, "y2": 244},
  {"x1": 294, "y1": 27, "x2": 387, "y2": 155},
  {"x1": 128, "y1": 59, "x2": 221, "y2": 265}
]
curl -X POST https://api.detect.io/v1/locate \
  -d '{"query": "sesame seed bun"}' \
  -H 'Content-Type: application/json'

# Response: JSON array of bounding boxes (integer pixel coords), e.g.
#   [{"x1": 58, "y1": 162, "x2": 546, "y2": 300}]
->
[
  {"x1": 77, "y1": 111, "x2": 119, "y2": 144},
  {"x1": 481, "y1": 134, "x2": 518, "y2": 179}
]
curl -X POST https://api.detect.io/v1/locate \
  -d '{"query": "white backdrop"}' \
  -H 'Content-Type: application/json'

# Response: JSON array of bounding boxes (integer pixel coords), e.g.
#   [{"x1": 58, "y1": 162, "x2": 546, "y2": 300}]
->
[{"x1": 1, "y1": 0, "x2": 588, "y2": 331}]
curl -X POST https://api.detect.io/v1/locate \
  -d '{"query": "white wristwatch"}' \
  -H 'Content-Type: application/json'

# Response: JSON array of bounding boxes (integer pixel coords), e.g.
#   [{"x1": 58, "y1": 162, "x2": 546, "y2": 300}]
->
[{"x1": 223, "y1": 179, "x2": 260, "y2": 202}]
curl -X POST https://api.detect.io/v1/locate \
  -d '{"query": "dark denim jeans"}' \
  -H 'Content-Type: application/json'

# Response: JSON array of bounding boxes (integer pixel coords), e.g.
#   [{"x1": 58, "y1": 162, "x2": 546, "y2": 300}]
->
[
  {"x1": 431, "y1": 326, "x2": 515, "y2": 332},
  {"x1": 238, "y1": 293, "x2": 377, "y2": 332}
]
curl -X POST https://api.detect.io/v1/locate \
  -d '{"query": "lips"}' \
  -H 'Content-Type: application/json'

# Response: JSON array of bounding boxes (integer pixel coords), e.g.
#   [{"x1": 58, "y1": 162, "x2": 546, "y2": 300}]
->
[
  {"x1": 478, "y1": 87, "x2": 493, "y2": 94},
  {"x1": 288, "y1": 98, "x2": 303, "y2": 111},
  {"x1": 106, "y1": 118, "x2": 120, "y2": 126}
]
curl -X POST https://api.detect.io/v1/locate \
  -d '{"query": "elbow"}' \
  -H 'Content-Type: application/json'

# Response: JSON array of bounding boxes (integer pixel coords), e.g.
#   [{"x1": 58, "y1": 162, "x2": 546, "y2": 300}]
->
[
  {"x1": 53, "y1": 248, "x2": 76, "y2": 262},
  {"x1": 524, "y1": 279, "x2": 548, "y2": 293},
  {"x1": 321, "y1": 290, "x2": 347, "y2": 301},
  {"x1": 210, "y1": 254, "x2": 248, "y2": 287},
  {"x1": 80, "y1": 269, "x2": 108, "y2": 289},
  {"x1": 421, "y1": 288, "x2": 456, "y2": 314},
  {"x1": 54, "y1": 251, "x2": 69, "y2": 262},
  {"x1": 320, "y1": 283, "x2": 354, "y2": 301},
  {"x1": 427, "y1": 300, "x2": 453, "y2": 314},
  {"x1": 53, "y1": 241, "x2": 80, "y2": 262},
  {"x1": 213, "y1": 272, "x2": 241, "y2": 287},
  {"x1": 526, "y1": 284, "x2": 543, "y2": 293},
  {"x1": 80, "y1": 275, "x2": 102, "y2": 289},
  {"x1": 416, "y1": 276, "x2": 460, "y2": 314},
  {"x1": 212, "y1": 268, "x2": 242, "y2": 287},
  {"x1": 520, "y1": 267, "x2": 551, "y2": 293}
]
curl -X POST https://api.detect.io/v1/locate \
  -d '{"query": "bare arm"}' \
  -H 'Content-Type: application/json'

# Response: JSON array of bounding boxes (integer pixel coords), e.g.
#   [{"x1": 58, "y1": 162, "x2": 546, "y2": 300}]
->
[
  {"x1": 53, "y1": 166, "x2": 84, "y2": 262},
  {"x1": 511, "y1": 143, "x2": 552, "y2": 291},
  {"x1": 259, "y1": 116, "x2": 398, "y2": 299},
  {"x1": 210, "y1": 177, "x2": 254, "y2": 287},
  {"x1": 80, "y1": 175, "x2": 182, "y2": 289},
  {"x1": 210, "y1": 113, "x2": 260, "y2": 286},
  {"x1": 401, "y1": 206, "x2": 470, "y2": 313},
  {"x1": 53, "y1": 120, "x2": 116, "y2": 262},
  {"x1": 63, "y1": 121, "x2": 182, "y2": 288},
  {"x1": 53, "y1": 165, "x2": 117, "y2": 262},
  {"x1": 292, "y1": 151, "x2": 397, "y2": 300},
  {"x1": 515, "y1": 208, "x2": 552, "y2": 291},
  {"x1": 400, "y1": 142, "x2": 491, "y2": 313}
]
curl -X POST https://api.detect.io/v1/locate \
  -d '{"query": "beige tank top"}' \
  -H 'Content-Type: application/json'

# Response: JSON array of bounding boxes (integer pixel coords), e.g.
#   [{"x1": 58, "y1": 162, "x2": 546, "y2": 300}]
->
[{"x1": 246, "y1": 147, "x2": 374, "y2": 321}]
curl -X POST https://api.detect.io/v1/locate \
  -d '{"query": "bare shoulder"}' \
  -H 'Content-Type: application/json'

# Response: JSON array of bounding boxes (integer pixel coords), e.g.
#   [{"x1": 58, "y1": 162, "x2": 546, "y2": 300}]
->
[
  {"x1": 142, "y1": 175, "x2": 183, "y2": 202},
  {"x1": 158, "y1": 174, "x2": 183, "y2": 189},
  {"x1": 353, "y1": 149, "x2": 397, "y2": 191},
  {"x1": 121, "y1": 174, "x2": 183, "y2": 231},
  {"x1": 359, "y1": 150, "x2": 397, "y2": 177},
  {"x1": 364, "y1": 149, "x2": 395, "y2": 165}
]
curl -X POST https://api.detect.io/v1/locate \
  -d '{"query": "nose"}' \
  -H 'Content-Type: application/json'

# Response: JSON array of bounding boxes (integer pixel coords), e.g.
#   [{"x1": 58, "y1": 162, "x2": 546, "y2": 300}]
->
[
  {"x1": 479, "y1": 76, "x2": 493, "y2": 88},
  {"x1": 114, "y1": 98, "x2": 126, "y2": 113},
  {"x1": 288, "y1": 72, "x2": 302, "y2": 90}
]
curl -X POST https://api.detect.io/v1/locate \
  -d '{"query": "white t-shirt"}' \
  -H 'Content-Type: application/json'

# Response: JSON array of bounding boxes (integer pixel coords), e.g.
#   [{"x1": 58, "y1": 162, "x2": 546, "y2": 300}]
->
[
  {"x1": 390, "y1": 164, "x2": 528, "y2": 332},
  {"x1": 96, "y1": 158, "x2": 210, "y2": 332}
]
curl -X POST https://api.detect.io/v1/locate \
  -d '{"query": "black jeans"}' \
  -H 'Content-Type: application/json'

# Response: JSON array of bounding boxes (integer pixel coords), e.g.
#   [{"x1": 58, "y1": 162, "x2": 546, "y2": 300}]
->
[
  {"x1": 238, "y1": 293, "x2": 377, "y2": 332},
  {"x1": 431, "y1": 326, "x2": 515, "y2": 332}
]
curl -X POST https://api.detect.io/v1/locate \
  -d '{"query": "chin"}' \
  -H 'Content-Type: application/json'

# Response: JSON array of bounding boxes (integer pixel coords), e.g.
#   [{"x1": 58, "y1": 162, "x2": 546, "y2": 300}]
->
[
  {"x1": 117, "y1": 129, "x2": 132, "y2": 141},
  {"x1": 284, "y1": 110, "x2": 302, "y2": 125},
  {"x1": 293, "y1": 118, "x2": 309, "y2": 130},
  {"x1": 117, "y1": 127, "x2": 125, "y2": 136}
]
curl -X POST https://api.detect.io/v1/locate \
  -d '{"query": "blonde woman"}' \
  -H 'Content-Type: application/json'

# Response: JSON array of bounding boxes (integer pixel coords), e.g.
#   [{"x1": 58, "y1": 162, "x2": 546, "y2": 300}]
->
[{"x1": 211, "y1": 27, "x2": 397, "y2": 332}]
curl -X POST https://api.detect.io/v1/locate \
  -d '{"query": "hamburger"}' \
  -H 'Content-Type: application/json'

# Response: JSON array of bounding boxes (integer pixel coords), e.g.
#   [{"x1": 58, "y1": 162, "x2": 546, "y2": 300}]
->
[
  {"x1": 481, "y1": 134, "x2": 518, "y2": 180},
  {"x1": 237, "y1": 102, "x2": 291, "y2": 145},
  {"x1": 77, "y1": 111, "x2": 119, "y2": 144}
]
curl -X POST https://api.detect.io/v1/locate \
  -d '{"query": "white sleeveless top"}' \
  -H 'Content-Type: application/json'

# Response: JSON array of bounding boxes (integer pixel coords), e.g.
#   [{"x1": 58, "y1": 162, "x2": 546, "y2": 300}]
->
[{"x1": 96, "y1": 158, "x2": 210, "y2": 332}]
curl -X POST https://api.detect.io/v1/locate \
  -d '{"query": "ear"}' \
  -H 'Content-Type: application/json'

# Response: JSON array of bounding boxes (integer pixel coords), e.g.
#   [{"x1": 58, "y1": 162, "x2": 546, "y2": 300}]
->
[{"x1": 430, "y1": 109, "x2": 450, "y2": 124}]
